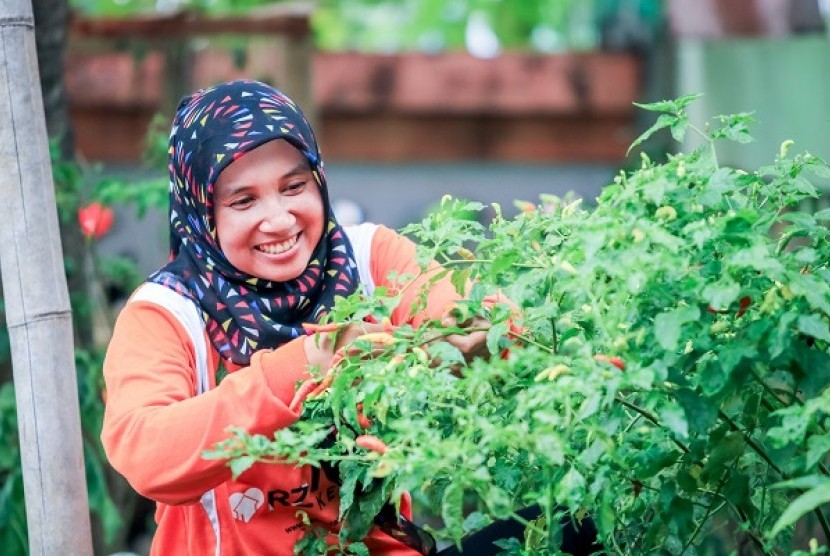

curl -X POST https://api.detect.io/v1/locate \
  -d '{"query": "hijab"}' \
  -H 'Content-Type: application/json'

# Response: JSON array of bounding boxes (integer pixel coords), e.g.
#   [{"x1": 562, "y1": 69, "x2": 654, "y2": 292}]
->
[{"x1": 149, "y1": 80, "x2": 359, "y2": 366}]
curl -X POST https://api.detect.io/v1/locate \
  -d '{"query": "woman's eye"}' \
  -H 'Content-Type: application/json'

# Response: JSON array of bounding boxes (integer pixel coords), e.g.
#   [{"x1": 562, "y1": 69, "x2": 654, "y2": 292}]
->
[
  {"x1": 229, "y1": 196, "x2": 254, "y2": 208},
  {"x1": 285, "y1": 181, "x2": 307, "y2": 193}
]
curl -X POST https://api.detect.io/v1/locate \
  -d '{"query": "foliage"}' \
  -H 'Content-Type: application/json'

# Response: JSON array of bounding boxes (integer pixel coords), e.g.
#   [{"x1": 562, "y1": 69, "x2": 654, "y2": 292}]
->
[
  {"x1": 207, "y1": 96, "x2": 830, "y2": 554},
  {"x1": 67, "y1": 0, "x2": 662, "y2": 53},
  {"x1": 0, "y1": 384, "x2": 26, "y2": 555}
]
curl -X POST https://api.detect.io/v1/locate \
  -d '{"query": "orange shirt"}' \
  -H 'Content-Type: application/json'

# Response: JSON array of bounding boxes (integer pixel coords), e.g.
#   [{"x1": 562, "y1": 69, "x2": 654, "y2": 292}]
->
[{"x1": 101, "y1": 225, "x2": 460, "y2": 555}]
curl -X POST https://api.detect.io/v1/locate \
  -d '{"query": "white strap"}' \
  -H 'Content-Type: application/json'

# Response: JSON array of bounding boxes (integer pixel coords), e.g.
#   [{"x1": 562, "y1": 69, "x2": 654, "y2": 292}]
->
[
  {"x1": 344, "y1": 222, "x2": 378, "y2": 296},
  {"x1": 129, "y1": 283, "x2": 210, "y2": 396},
  {"x1": 128, "y1": 282, "x2": 221, "y2": 553}
]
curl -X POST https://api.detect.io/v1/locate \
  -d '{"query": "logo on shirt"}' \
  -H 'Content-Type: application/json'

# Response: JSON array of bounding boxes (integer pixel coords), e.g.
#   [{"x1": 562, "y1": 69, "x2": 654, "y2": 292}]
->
[{"x1": 229, "y1": 487, "x2": 265, "y2": 523}]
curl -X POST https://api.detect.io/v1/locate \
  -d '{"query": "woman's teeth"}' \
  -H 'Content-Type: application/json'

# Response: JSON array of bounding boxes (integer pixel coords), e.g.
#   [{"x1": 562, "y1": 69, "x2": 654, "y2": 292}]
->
[{"x1": 257, "y1": 235, "x2": 298, "y2": 255}]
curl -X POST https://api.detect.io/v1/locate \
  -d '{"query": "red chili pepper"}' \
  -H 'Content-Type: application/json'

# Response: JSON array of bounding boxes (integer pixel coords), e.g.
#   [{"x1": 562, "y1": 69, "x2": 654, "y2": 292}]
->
[
  {"x1": 288, "y1": 378, "x2": 320, "y2": 412},
  {"x1": 708, "y1": 296, "x2": 752, "y2": 317},
  {"x1": 632, "y1": 480, "x2": 643, "y2": 498},
  {"x1": 356, "y1": 403, "x2": 372, "y2": 429},
  {"x1": 594, "y1": 354, "x2": 625, "y2": 370},
  {"x1": 736, "y1": 296, "x2": 751, "y2": 318},
  {"x1": 355, "y1": 435, "x2": 388, "y2": 455}
]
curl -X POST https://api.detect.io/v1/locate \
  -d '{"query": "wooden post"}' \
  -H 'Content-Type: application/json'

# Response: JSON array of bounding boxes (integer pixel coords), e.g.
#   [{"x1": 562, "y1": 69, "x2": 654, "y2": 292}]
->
[{"x1": 0, "y1": 0, "x2": 93, "y2": 554}]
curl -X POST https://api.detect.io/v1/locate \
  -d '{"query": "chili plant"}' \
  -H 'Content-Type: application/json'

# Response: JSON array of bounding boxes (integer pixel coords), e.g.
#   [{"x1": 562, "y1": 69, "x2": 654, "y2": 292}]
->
[{"x1": 207, "y1": 95, "x2": 830, "y2": 555}]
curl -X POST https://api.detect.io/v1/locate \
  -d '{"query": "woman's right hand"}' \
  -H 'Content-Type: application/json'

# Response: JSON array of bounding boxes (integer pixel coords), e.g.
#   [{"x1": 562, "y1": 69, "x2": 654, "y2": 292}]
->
[
  {"x1": 302, "y1": 322, "x2": 390, "y2": 373},
  {"x1": 292, "y1": 322, "x2": 392, "y2": 411}
]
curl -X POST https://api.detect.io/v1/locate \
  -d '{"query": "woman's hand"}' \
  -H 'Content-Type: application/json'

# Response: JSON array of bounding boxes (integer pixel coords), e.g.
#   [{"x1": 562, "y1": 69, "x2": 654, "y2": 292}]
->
[
  {"x1": 292, "y1": 322, "x2": 393, "y2": 411},
  {"x1": 438, "y1": 293, "x2": 522, "y2": 368},
  {"x1": 440, "y1": 310, "x2": 491, "y2": 364},
  {"x1": 302, "y1": 322, "x2": 390, "y2": 373}
]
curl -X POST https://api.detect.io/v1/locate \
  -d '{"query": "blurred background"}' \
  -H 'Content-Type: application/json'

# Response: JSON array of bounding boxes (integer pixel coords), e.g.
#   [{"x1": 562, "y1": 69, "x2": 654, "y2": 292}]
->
[{"x1": 52, "y1": 0, "x2": 830, "y2": 278}]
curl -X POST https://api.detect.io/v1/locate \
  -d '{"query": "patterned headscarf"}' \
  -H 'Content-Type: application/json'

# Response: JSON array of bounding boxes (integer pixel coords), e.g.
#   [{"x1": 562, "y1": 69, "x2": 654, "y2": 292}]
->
[{"x1": 149, "y1": 80, "x2": 359, "y2": 366}]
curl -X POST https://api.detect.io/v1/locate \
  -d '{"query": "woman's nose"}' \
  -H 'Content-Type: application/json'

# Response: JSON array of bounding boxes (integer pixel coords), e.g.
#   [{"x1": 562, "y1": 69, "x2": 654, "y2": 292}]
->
[{"x1": 258, "y1": 200, "x2": 295, "y2": 233}]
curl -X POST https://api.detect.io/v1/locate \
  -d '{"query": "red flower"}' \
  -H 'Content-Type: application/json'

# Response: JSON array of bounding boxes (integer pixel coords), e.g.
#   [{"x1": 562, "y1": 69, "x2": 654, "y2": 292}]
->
[{"x1": 78, "y1": 203, "x2": 114, "y2": 239}]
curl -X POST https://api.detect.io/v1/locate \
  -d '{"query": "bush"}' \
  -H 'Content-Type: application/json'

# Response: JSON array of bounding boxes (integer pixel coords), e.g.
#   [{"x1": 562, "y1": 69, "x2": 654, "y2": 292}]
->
[{"x1": 209, "y1": 95, "x2": 830, "y2": 555}]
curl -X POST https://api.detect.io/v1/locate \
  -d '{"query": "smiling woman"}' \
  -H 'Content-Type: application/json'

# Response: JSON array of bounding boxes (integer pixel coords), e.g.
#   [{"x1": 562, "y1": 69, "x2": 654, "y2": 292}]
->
[{"x1": 99, "y1": 80, "x2": 530, "y2": 555}]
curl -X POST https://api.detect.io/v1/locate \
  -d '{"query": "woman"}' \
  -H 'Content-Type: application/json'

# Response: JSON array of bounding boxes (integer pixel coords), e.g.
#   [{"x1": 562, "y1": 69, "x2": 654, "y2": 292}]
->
[{"x1": 101, "y1": 80, "x2": 487, "y2": 555}]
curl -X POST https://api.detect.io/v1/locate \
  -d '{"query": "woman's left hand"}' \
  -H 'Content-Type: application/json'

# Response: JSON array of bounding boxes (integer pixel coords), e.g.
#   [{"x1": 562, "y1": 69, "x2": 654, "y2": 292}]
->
[{"x1": 440, "y1": 309, "x2": 492, "y2": 364}]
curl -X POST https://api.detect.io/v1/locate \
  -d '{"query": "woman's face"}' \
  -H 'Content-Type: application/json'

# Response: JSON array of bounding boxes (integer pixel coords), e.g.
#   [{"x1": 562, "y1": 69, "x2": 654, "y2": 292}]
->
[{"x1": 213, "y1": 139, "x2": 325, "y2": 282}]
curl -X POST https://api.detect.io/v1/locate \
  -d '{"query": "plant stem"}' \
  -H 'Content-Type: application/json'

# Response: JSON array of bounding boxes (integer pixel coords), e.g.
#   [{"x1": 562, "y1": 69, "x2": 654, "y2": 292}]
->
[
  {"x1": 687, "y1": 122, "x2": 719, "y2": 169},
  {"x1": 615, "y1": 395, "x2": 690, "y2": 454},
  {"x1": 550, "y1": 317, "x2": 558, "y2": 355},
  {"x1": 442, "y1": 258, "x2": 544, "y2": 269},
  {"x1": 509, "y1": 332, "x2": 555, "y2": 354},
  {"x1": 507, "y1": 510, "x2": 548, "y2": 540},
  {"x1": 681, "y1": 468, "x2": 731, "y2": 554}
]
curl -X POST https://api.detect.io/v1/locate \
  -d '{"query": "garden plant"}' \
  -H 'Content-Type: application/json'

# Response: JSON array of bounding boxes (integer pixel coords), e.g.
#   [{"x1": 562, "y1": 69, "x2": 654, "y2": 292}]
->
[{"x1": 206, "y1": 95, "x2": 830, "y2": 555}]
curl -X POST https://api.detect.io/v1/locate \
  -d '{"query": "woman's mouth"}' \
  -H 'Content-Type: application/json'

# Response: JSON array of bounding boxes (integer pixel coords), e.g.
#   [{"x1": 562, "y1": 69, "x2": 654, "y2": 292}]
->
[{"x1": 256, "y1": 234, "x2": 299, "y2": 255}]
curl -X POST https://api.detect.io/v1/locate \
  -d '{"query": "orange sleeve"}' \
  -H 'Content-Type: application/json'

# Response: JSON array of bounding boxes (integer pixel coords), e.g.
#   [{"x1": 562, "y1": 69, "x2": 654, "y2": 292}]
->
[
  {"x1": 369, "y1": 225, "x2": 463, "y2": 326},
  {"x1": 101, "y1": 299, "x2": 310, "y2": 505}
]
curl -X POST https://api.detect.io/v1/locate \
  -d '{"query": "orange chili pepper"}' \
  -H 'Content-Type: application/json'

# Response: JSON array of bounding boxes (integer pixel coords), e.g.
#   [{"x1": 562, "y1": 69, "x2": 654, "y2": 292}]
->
[
  {"x1": 355, "y1": 435, "x2": 388, "y2": 455},
  {"x1": 289, "y1": 378, "x2": 320, "y2": 412},
  {"x1": 302, "y1": 322, "x2": 341, "y2": 334}
]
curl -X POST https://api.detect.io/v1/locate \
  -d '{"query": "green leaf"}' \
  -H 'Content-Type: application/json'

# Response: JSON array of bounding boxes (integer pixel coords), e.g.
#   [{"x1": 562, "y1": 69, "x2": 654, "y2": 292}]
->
[
  {"x1": 674, "y1": 388, "x2": 717, "y2": 436},
  {"x1": 485, "y1": 321, "x2": 509, "y2": 355},
  {"x1": 450, "y1": 267, "x2": 472, "y2": 297},
  {"x1": 698, "y1": 359, "x2": 728, "y2": 396},
  {"x1": 712, "y1": 113, "x2": 756, "y2": 144},
  {"x1": 807, "y1": 436, "x2": 830, "y2": 470},
  {"x1": 229, "y1": 455, "x2": 257, "y2": 478},
  {"x1": 658, "y1": 403, "x2": 689, "y2": 440},
  {"x1": 441, "y1": 482, "x2": 465, "y2": 536},
  {"x1": 669, "y1": 113, "x2": 689, "y2": 142},
  {"x1": 772, "y1": 475, "x2": 828, "y2": 491},
  {"x1": 797, "y1": 314, "x2": 830, "y2": 343},
  {"x1": 462, "y1": 511, "x2": 492, "y2": 533},
  {"x1": 702, "y1": 433, "x2": 744, "y2": 483},
  {"x1": 770, "y1": 480, "x2": 830, "y2": 537},
  {"x1": 815, "y1": 208, "x2": 830, "y2": 220},
  {"x1": 338, "y1": 461, "x2": 363, "y2": 520},
  {"x1": 641, "y1": 176, "x2": 669, "y2": 205},
  {"x1": 485, "y1": 486, "x2": 513, "y2": 519},
  {"x1": 347, "y1": 541, "x2": 370, "y2": 556},
  {"x1": 346, "y1": 481, "x2": 388, "y2": 541},
  {"x1": 628, "y1": 113, "x2": 677, "y2": 154},
  {"x1": 806, "y1": 159, "x2": 830, "y2": 179},
  {"x1": 654, "y1": 306, "x2": 701, "y2": 351},
  {"x1": 633, "y1": 93, "x2": 703, "y2": 113},
  {"x1": 426, "y1": 341, "x2": 465, "y2": 366},
  {"x1": 702, "y1": 280, "x2": 740, "y2": 310},
  {"x1": 491, "y1": 251, "x2": 519, "y2": 277},
  {"x1": 669, "y1": 496, "x2": 694, "y2": 533},
  {"x1": 700, "y1": 168, "x2": 739, "y2": 207}
]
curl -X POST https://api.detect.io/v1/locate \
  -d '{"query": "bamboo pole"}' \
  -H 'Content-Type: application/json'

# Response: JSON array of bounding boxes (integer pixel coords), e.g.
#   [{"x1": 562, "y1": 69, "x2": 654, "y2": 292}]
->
[{"x1": 0, "y1": 0, "x2": 93, "y2": 554}]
